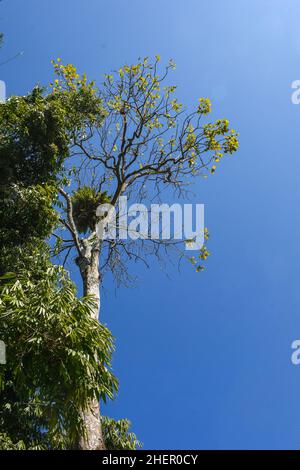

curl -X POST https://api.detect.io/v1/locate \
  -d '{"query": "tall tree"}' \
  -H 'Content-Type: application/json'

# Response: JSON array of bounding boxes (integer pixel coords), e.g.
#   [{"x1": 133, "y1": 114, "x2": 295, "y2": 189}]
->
[
  {"x1": 1, "y1": 57, "x2": 238, "y2": 449},
  {"x1": 51, "y1": 57, "x2": 238, "y2": 449}
]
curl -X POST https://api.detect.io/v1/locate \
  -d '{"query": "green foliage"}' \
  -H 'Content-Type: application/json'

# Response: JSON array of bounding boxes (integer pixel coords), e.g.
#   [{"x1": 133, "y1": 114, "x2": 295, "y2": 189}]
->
[
  {"x1": 0, "y1": 248, "x2": 118, "y2": 449},
  {"x1": 102, "y1": 417, "x2": 142, "y2": 450},
  {"x1": 0, "y1": 87, "x2": 69, "y2": 186},
  {"x1": 0, "y1": 183, "x2": 57, "y2": 245},
  {"x1": 0, "y1": 433, "x2": 30, "y2": 450},
  {"x1": 50, "y1": 60, "x2": 106, "y2": 132},
  {"x1": 0, "y1": 184, "x2": 58, "y2": 276},
  {"x1": 71, "y1": 186, "x2": 110, "y2": 234},
  {"x1": 0, "y1": 432, "x2": 51, "y2": 450},
  {"x1": 0, "y1": 67, "x2": 106, "y2": 187},
  {"x1": 0, "y1": 415, "x2": 142, "y2": 451}
]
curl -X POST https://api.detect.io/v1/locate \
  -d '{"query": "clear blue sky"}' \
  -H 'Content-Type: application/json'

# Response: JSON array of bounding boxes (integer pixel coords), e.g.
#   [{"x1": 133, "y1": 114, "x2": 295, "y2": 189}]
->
[{"x1": 2, "y1": 0, "x2": 300, "y2": 450}]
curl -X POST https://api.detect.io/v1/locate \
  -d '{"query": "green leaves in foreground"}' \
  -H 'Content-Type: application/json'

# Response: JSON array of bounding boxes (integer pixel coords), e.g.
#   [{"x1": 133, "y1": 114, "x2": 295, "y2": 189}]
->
[
  {"x1": 0, "y1": 417, "x2": 143, "y2": 451},
  {"x1": 0, "y1": 254, "x2": 118, "y2": 449},
  {"x1": 102, "y1": 417, "x2": 143, "y2": 450}
]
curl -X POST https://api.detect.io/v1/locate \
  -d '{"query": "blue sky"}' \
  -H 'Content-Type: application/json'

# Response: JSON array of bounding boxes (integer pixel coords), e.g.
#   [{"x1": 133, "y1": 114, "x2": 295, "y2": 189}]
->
[{"x1": 2, "y1": 0, "x2": 300, "y2": 449}]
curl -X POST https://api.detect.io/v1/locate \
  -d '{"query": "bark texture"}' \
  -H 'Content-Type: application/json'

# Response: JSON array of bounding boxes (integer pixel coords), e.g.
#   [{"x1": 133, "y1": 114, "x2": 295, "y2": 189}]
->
[{"x1": 78, "y1": 243, "x2": 105, "y2": 450}]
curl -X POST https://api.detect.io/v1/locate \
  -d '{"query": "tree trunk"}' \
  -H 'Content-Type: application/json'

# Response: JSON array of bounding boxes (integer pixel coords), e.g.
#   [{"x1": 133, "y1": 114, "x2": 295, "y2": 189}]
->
[{"x1": 78, "y1": 243, "x2": 105, "y2": 450}]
